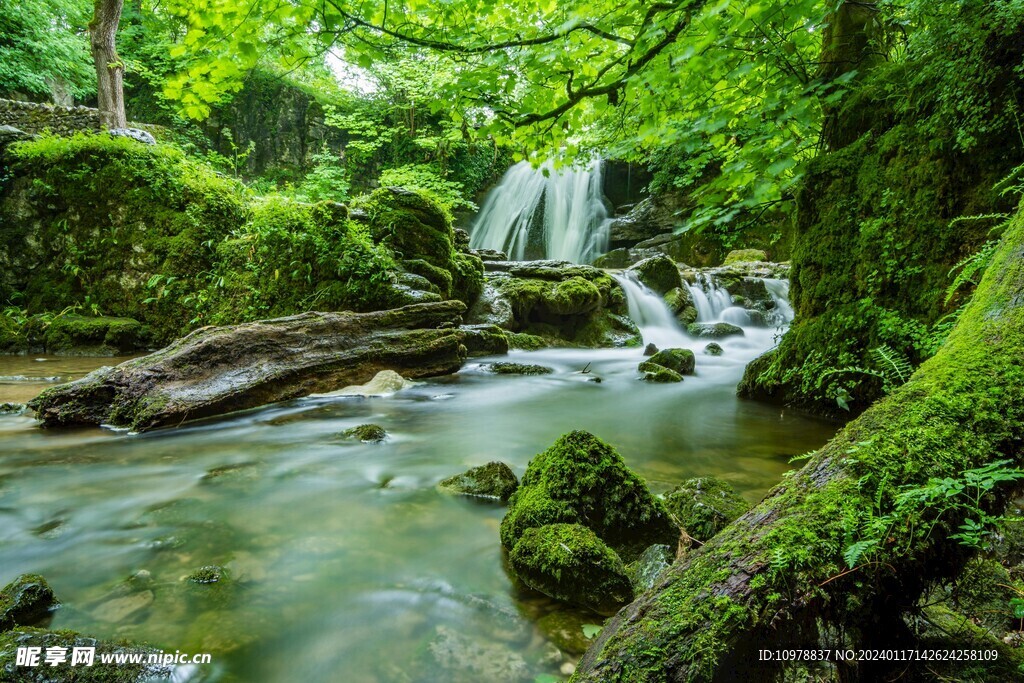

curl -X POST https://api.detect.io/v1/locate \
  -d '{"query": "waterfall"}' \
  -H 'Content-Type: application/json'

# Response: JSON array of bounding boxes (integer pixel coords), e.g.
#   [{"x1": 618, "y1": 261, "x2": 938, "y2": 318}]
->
[
  {"x1": 686, "y1": 274, "x2": 733, "y2": 321},
  {"x1": 469, "y1": 160, "x2": 611, "y2": 264},
  {"x1": 612, "y1": 274, "x2": 690, "y2": 348}
]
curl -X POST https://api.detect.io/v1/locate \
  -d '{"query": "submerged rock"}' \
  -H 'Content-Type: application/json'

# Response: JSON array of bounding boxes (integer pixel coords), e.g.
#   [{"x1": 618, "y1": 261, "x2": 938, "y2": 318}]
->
[
  {"x1": 501, "y1": 431, "x2": 679, "y2": 562},
  {"x1": 663, "y1": 476, "x2": 750, "y2": 542},
  {"x1": 0, "y1": 574, "x2": 58, "y2": 631},
  {"x1": 704, "y1": 342, "x2": 724, "y2": 356},
  {"x1": 509, "y1": 523, "x2": 633, "y2": 615},
  {"x1": 187, "y1": 565, "x2": 228, "y2": 585},
  {"x1": 646, "y1": 348, "x2": 695, "y2": 375},
  {"x1": 30, "y1": 301, "x2": 470, "y2": 431},
  {"x1": 438, "y1": 462, "x2": 519, "y2": 503},
  {"x1": 637, "y1": 362, "x2": 683, "y2": 383},
  {"x1": 342, "y1": 424, "x2": 387, "y2": 443},
  {"x1": 485, "y1": 362, "x2": 553, "y2": 376},
  {"x1": 427, "y1": 625, "x2": 531, "y2": 683},
  {"x1": 626, "y1": 255, "x2": 682, "y2": 295},
  {"x1": 687, "y1": 322, "x2": 744, "y2": 339}
]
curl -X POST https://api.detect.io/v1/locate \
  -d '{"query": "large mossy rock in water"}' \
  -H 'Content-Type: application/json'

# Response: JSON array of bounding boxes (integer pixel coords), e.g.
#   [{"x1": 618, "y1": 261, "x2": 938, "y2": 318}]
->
[
  {"x1": 29, "y1": 302, "x2": 472, "y2": 431},
  {"x1": 509, "y1": 523, "x2": 634, "y2": 615},
  {"x1": 470, "y1": 261, "x2": 641, "y2": 348},
  {"x1": 0, "y1": 574, "x2": 58, "y2": 631},
  {"x1": 501, "y1": 431, "x2": 679, "y2": 562},
  {"x1": 438, "y1": 461, "x2": 519, "y2": 503},
  {"x1": 647, "y1": 348, "x2": 696, "y2": 375},
  {"x1": 663, "y1": 477, "x2": 750, "y2": 543},
  {"x1": 626, "y1": 254, "x2": 682, "y2": 295}
]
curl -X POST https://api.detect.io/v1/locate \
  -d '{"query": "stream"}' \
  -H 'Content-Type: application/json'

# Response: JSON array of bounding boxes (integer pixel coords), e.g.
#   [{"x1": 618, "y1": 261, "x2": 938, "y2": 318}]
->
[{"x1": 0, "y1": 273, "x2": 838, "y2": 682}]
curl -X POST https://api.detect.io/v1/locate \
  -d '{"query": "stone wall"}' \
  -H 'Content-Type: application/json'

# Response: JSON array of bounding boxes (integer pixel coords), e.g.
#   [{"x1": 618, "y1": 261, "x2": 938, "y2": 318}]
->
[{"x1": 0, "y1": 99, "x2": 159, "y2": 137}]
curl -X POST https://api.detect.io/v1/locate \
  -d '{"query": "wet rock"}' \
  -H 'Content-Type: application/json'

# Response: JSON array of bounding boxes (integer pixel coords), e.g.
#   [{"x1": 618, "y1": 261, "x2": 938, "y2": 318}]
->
[
  {"x1": 30, "y1": 302, "x2": 470, "y2": 431},
  {"x1": 664, "y1": 476, "x2": 750, "y2": 542},
  {"x1": 42, "y1": 314, "x2": 151, "y2": 355},
  {"x1": 501, "y1": 431, "x2": 679, "y2": 563},
  {"x1": 664, "y1": 287, "x2": 698, "y2": 325},
  {"x1": 0, "y1": 403, "x2": 26, "y2": 416},
  {"x1": 626, "y1": 255, "x2": 682, "y2": 295},
  {"x1": 470, "y1": 248, "x2": 507, "y2": 262},
  {"x1": 0, "y1": 574, "x2": 58, "y2": 631},
  {"x1": 485, "y1": 362, "x2": 552, "y2": 376},
  {"x1": 537, "y1": 609, "x2": 603, "y2": 655},
  {"x1": 509, "y1": 524, "x2": 633, "y2": 615},
  {"x1": 643, "y1": 343, "x2": 658, "y2": 356},
  {"x1": 427, "y1": 625, "x2": 531, "y2": 683},
  {"x1": 187, "y1": 565, "x2": 228, "y2": 584},
  {"x1": 459, "y1": 324, "x2": 510, "y2": 357},
  {"x1": 453, "y1": 228, "x2": 471, "y2": 250},
  {"x1": 646, "y1": 348, "x2": 695, "y2": 375},
  {"x1": 723, "y1": 249, "x2": 768, "y2": 265},
  {"x1": 704, "y1": 342, "x2": 724, "y2": 356},
  {"x1": 638, "y1": 363, "x2": 683, "y2": 383},
  {"x1": 687, "y1": 322, "x2": 744, "y2": 339},
  {"x1": 0, "y1": 628, "x2": 173, "y2": 681},
  {"x1": 92, "y1": 590, "x2": 154, "y2": 623},
  {"x1": 466, "y1": 282, "x2": 514, "y2": 328},
  {"x1": 312, "y1": 369, "x2": 415, "y2": 397},
  {"x1": 438, "y1": 462, "x2": 519, "y2": 503},
  {"x1": 625, "y1": 544, "x2": 674, "y2": 592},
  {"x1": 108, "y1": 127, "x2": 156, "y2": 145},
  {"x1": 342, "y1": 424, "x2": 387, "y2": 443}
]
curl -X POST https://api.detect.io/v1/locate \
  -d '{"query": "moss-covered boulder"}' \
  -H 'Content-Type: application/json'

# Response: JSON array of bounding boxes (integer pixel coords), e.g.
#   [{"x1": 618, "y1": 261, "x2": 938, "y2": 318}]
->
[
  {"x1": 663, "y1": 476, "x2": 750, "y2": 542},
  {"x1": 687, "y1": 322, "x2": 744, "y2": 339},
  {"x1": 342, "y1": 424, "x2": 388, "y2": 443},
  {"x1": 42, "y1": 315, "x2": 150, "y2": 355},
  {"x1": 646, "y1": 348, "x2": 695, "y2": 375},
  {"x1": 187, "y1": 565, "x2": 228, "y2": 585},
  {"x1": 637, "y1": 362, "x2": 683, "y2": 383},
  {"x1": 484, "y1": 362, "x2": 552, "y2": 376},
  {"x1": 438, "y1": 462, "x2": 519, "y2": 503},
  {"x1": 509, "y1": 523, "x2": 633, "y2": 615},
  {"x1": 501, "y1": 431, "x2": 679, "y2": 561},
  {"x1": 0, "y1": 628, "x2": 171, "y2": 681},
  {"x1": 625, "y1": 544, "x2": 674, "y2": 592},
  {"x1": 0, "y1": 403, "x2": 26, "y2": 416},
  {"x1": 664, "y1": 286, "x2": 698, "y2": 325},
  {"x1": 704, "y1": 342, "x2": 724, "y2": 356},
  {"x1": 626, "y1": 255, "x2": 682, "y2": 295},
  {"x1": 0, "y1": 574, "x2": 58, "y2": 631},
  {"x1": 723, "y1": 249, "x2": 768, "y2": 265}
]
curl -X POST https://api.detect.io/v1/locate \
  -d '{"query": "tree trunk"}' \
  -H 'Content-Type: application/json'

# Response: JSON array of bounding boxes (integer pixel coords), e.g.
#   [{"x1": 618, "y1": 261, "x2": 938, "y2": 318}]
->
[
  {"x1": 89, "y1": 0, "x2": 126, "y2": 129},
  {"x1": 573, "y1": 204, "x2": 1024, "y2": 682}
]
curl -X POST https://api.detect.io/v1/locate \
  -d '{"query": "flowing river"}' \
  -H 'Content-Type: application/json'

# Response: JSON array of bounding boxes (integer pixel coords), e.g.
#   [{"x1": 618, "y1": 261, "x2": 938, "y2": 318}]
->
[{"x1": 0, "y1": 274, "x2": 838, "y2": 682}]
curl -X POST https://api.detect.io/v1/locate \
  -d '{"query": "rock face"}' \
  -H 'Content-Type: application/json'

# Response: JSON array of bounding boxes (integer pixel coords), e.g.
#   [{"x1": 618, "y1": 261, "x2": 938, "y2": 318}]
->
[
  {"x1": 663, "y1": 476, "x2": 750, "y2": 542},
  {"x1": 0, "y1": 574, "x2": 58, "y2": 631},
  {"x1": 501, "y1": 431, "x2": 679, "y2": 613},
  {"x1": 29, "y1": 302, "x2": 473, "y2": 431},
  {"x1": 438, "y1": 462, "x2": 520, "y2": 503}
]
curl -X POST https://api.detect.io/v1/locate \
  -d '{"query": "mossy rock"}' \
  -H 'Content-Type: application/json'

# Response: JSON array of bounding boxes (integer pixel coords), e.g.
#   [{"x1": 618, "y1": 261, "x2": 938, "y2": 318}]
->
[
  {"x1": 949, "y1": 557, "x2": 1019, "y2": 632},
  {"x1": 687, "y1": 322, "x2": 744, "y2": 339},
  {"x1": 627, "y1": 255, "x2": 682, "y2": 295},
  {"x1": 42, "y1": 315, "x2": 150, "y2": 355},
  {"x1": 1, "y1": 574, "x2": 58, "y2": 631},
  {"x1": 342, "y1": 424, "x2": 388, "y2": 443},
  {"x1": 625, "y1": 544, "x2": 674, "y2": 592},
  {"x1": 664, "y1": 287, "x2": 698, "y2": 325},
  {"x1": 438, "y1": 462, "x2": 519, "y2": 503},
  {"x1": 505, "y1": 332, "x2": 549, "y2": 350},
  {"x1": 722, "y1": 249, "x2": 768, "y2": 265},
  {"x1": 646, "y1": 348, "x2": 695, "y2": 375},
  {"x1": 187, "y1": 565, "x2": 228, "y2": 585},
  {"x1": 0, "y1": 628, "x2": 166, "y2": 681},
  {"x1": 663, "y1": 476, "x2": 750, "y2": 542},
  {"x1": 485, "y1": 362, "x2": 553, "y2": 376},
  {"x1": 704, "y1": 343, "x2": 724, "y2": 356},
  {"x1": 637, "y1": 362, "x2": 683, "y2": 383},
  {"x1": 501, "y1": 430, "x2": 679, "y2": 562},
  {"x1": 0, "y1": 403, "x2": 26, "y2": 416},
  {"x1": 509, "y1": 523, "x2": 633, "y2": 615}
]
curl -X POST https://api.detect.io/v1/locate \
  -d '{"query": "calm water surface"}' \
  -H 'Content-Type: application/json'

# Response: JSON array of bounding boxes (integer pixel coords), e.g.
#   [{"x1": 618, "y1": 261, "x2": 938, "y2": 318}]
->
[{"x1": 0, "y1": 317, "x2": 838, "y2": 682}]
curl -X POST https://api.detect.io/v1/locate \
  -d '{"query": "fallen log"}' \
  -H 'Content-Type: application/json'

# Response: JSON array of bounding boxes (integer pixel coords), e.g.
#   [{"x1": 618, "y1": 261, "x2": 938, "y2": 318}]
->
[
  {"x1": 574, "y1": 208, "x2": 1024, "y2": 682},
  {"x1": 29, "y1": 301, "x2": 474, "y2": 431}
]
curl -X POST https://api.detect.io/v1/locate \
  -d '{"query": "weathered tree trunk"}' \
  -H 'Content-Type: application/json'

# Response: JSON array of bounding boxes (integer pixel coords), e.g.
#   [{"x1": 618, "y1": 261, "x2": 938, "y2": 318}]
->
[
  {"x1": 89, "y1": 0, "x2": 126, "y2": 129},
  {"x1": 573, "y1": 205, "x2": 1024, "y2": 681},
  {"x1": 28, "y1": 302, "x2": 503, "y2": 432}
]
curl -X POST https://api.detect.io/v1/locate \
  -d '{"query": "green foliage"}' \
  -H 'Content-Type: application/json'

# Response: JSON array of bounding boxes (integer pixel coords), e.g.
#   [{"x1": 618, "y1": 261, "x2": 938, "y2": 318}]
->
[
  {"x1": 378, "y1": 164, "x2": 474, "y2": 214},
  {"x1": 292, "y1": 147, "x2": 350, "y2": 203},
  {"x1": 0, "y1": 0, "x2": 94, "y2": 101}
]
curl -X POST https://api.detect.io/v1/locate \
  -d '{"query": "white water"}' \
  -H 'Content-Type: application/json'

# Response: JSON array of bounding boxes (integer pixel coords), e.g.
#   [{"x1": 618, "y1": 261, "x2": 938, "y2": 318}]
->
[
  {"x1": 469, "y1": 160, "x2": 611, "y2": 263},
  {"x1": 613, "y1": 272, "x2": 795, "y2": 371}
]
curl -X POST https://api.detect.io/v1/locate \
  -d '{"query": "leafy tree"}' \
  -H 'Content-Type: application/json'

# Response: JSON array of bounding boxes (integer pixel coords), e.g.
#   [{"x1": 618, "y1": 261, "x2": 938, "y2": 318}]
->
[
  {"x1": 89, "y1": 0, "x2": 127, "y2": 127},
  {"x1": 0, "y1": 0, "x2": 94, "y2": 102}
]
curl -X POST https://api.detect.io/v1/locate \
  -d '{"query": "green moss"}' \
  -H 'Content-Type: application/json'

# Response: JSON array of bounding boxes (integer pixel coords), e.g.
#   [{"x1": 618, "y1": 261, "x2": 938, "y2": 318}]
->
[
  {"x1": 1, "y1": 573, "x2": 58, "y2": 631},
  {"x1": 687, "y1": 322, "x2": 744, "y2": 339},
  {"x1": 647, "y1": 348, "x2": 696, "y2": 375},
  {"x1": 187, "y1": 565, "x2": 227, "y2": 585},
  {"x1": 722, "y1": 249, "x2": 768, "y2": 265},
  {"x1": 663, "y1": 477, "x2": 750, "y2": 542},
  {"x1": 42, "y1": 314, "x2": 150, "y2": 355},
  {"x1": 948, "y1": 557, "x2": 1018, "y2": 632},
  {"x1": 342, "y1": 424, "x2": 388, "y2": 443},
  {"x1": 438, "y1": 461, "x2": 519, "y2": 503},
  {"x1": 486, "y1": 362, "x2": 553, "y2": 376},
  {"x1": 637, "y1": 362, "x2": 684, "y2": 383},
  {"x1": 664, "y1": 287, "x2": 698, "y2": 325},
  {"x1": 501, "y1": 431, "x2": 679, "y2": 562},
  {"x1": 505, "y1": 332, "x2": 550, "y2": 350},
  {"x1": 509, "y1": 523, "x2": 634, "y2": 615},
  {"x1": 0, "y1": 628, "x2": 163, "y2": 682},
  {"x1": 628, "y1": 255, "x2": 682, "y2": 295}
]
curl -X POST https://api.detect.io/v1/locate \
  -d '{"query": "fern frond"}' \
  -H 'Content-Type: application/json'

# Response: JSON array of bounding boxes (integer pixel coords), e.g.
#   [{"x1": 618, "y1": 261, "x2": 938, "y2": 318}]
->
[
  {"x1": 945, "y1": 239, "x2": 999, "y2": 304},
  {"x1": 871, "y1": 344, "x2": 914, "y2": 387}
]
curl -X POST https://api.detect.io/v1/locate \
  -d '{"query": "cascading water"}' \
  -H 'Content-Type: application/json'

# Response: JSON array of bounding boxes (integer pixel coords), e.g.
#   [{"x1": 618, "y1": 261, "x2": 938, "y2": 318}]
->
[
  {"x1": 469, "y1": 160, "x2": 611, "y2": 263},
  {"x1": 614, "y1": 273, "x2": 690, "y2": 349}
]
